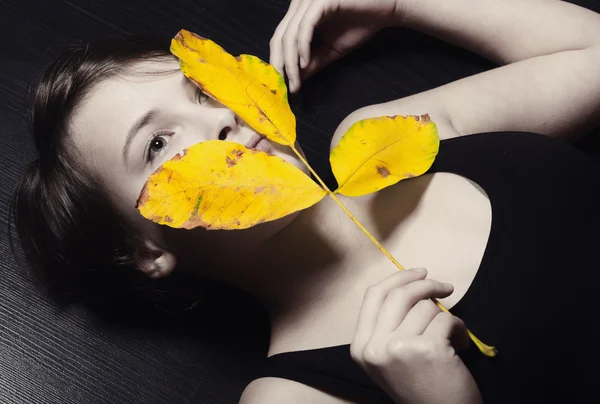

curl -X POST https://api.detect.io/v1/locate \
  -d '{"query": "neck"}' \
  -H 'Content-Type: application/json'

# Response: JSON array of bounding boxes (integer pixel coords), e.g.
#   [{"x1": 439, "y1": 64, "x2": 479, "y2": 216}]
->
[{"x1": 228, "y1": 195, "x2": 385, "y2": 327}]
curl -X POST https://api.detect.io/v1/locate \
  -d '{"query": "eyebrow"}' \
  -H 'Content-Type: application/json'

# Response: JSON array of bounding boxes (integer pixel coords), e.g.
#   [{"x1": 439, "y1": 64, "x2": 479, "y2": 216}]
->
[{"x1": 122, "y1": 109, "x2": 158, "y2": 165}]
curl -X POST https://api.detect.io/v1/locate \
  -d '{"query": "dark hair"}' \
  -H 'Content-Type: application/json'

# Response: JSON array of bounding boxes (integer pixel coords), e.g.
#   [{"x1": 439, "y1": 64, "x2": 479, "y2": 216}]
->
[{"x1": 10, "y1": 35, "x2": 219, "y2": 319}]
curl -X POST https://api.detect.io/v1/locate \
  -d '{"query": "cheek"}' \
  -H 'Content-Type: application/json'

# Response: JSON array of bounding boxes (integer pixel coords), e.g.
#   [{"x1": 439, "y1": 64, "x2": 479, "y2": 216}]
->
[{"x1": 95, "y1": 166, "x2": 148, "y2": 221}]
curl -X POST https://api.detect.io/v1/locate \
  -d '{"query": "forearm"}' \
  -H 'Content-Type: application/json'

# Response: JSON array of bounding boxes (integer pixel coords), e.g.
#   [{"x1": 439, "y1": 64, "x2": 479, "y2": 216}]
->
[{"x1": 399, "y1": 0, "x2": 600, "y2": 65}]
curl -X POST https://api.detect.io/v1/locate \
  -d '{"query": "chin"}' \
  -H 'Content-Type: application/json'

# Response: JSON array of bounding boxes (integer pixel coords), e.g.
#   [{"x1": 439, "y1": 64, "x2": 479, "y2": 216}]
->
[
  {"x1": 262, "y1": 209, "x2": 300, "y2": 236},
  {"x1": 212, "y1": 210, "x2": 302, "y2": 270},
  {"x1": 157, "y1": 208, "x2": 301, "y2": 273}
]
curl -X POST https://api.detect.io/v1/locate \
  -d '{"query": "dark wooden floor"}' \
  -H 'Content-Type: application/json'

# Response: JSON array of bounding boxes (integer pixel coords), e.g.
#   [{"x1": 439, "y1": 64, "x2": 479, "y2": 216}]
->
[{"x1": 1, "y1": 1, "x2": 599, "y2": 403}]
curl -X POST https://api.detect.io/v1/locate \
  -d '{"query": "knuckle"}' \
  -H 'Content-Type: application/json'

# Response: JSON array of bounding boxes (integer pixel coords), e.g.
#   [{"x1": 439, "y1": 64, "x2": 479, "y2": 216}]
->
[
  {"x1": 387, "y1": 287, "x2": 405, "y2": 300},
  {"x1": 349, "y1": 342, "x2": 365, "y2": 363},
  {"x1": 403, "y1": 281, "x2": 424, "y2": 297},
  {"x1": 425, "y1": 299, "x2": 442, "y2": 313},
  {"x1": 435, "y1": 311, "x2": 454, "y2": 323},
  {"x1": 387, "y1": 338, "x2": 438, "y2": 362},
  {"x1": 386, "y1": 338, "x2": 411, "y2": 358},
  {"x1": 415, "y1": 299, "x2": 434, "y2": 313},
  {"x1": 363, "y1": 344, "x2": 386, "y2": 365},
  {"x1": 283, "y1": 33, "x2": 297, "y2": 47},
  {"x1": 349, "y1": 344, "x2": 360, "y2": 362},
  {"x1": 364, "y1": 284, "x2": 381, "y2": 299},
  {"x1": 297, "y1": 36, "x2": 309, "y2": 50},
  {"x1": 413, "y1": 339, "x2": 439, "y2": 359},
  {"x1": 297, "y1": 20, "x2": 312, "y2": 33},
  {"x1": 387, "y1": 288, "x2": 409, "y2": 306},
  {"x1": 269, "y1": 36, "x2": 280, "y2": 47},
  {"x1": 454, "y1": 316, "x2": 466, "y2": 329}
]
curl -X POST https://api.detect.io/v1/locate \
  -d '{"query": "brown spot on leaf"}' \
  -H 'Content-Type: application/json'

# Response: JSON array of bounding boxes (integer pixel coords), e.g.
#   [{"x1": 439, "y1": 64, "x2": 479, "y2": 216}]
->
[
  {"x1": 188, "y1": 31, "x2": 207, "y2": 41},
  {"x1": 226, "y1": 149, "x2": 245, "y2": 167},
  {"x1": 189, "y1": 79, "x2": 215, "y2": 98},
  {"x1": 172, "y1": 30, "x2": 209, "y2": 56},
  {"x1": 172, "y1": 150, "x2": 186, "y2": 161},
  {"x1": 271, "y1": 89, "x2": 277, "y2": 95},
  {"x1": 254, "y1": 186, "x2": 267, "y2": 194},
  {"x1": 405, "y1": 173, "x2": 416, "y2": 178},
  {"x1": 164, "y1": 215, "x2": 173, "y2": 223},
  {"x1": 257, "y1": 110, "x2": 268, "y2": 124},
  {"x1": 377, "y1": 166, "x2": 390, "y2": 178},
  {"x1": 135, "y1": 185, "x2": 150, "y2": 208},
  {"x1": 182, "y1": 215, "x2": 211, "y2": 230}
]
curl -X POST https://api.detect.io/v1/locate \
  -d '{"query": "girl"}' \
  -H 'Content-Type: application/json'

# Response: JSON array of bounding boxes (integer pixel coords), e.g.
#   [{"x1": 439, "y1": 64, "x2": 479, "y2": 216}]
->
[{"x1": 13, "y1": 0, "x2": 600, "y2": 403}]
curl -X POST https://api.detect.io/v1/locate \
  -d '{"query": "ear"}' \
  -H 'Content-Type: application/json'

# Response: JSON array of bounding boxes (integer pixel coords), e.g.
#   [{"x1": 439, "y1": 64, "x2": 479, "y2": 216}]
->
[{"x1": 135, "y1": 239, "x2": 177, "y2": 279}]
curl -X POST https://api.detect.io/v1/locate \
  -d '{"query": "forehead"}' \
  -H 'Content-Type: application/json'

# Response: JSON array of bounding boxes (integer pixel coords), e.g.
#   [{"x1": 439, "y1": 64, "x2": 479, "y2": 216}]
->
[
  {"x1": 67, "y1": 59, "x2": 187, "y2": 206},
  {"x1": 71, "y1": 59, "x2": 181, "y2": 128},
  {"x1": 69, "y1": 59, "x2": 182, "y2": 155}
]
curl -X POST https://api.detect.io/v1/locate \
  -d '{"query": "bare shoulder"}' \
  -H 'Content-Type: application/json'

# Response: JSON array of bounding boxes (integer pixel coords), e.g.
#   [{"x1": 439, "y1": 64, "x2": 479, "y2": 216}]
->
[
  {"x1": 330, "y1": 96, "x2": 459, "y2": 152},
  {"x1": 239, "y1": 377, "x2": 359, "y2": 404}
]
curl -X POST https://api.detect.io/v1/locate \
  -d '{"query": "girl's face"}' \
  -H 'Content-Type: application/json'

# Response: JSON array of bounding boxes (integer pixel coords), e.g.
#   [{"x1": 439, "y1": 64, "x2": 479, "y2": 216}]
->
[{"x1": 69, "y1": 59, "x2": 308, "y2": 276}]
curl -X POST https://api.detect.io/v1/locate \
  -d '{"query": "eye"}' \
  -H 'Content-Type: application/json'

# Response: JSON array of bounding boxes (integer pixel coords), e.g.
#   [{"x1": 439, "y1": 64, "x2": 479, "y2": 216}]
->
[
  {"x1": 196, "y1": 88, "x2": 209, "y2": 104},
  {"x1": 146, "y1": 132, "x2": 172, "y2": 163}
]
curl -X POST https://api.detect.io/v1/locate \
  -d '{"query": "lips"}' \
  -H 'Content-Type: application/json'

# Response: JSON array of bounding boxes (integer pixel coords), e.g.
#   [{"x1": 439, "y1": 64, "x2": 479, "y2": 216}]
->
[
  {"x1": 245, "y1": 134, "x2": 272, "y2": 153},
  {"x1": 245, "y1": 133, "x2": 263, "y2": 149}
]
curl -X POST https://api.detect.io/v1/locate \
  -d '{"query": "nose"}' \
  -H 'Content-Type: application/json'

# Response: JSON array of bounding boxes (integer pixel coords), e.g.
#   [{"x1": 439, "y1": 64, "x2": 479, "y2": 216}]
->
[{"x1": 211, "y1": 107, "x2": 240, "y2": 142}]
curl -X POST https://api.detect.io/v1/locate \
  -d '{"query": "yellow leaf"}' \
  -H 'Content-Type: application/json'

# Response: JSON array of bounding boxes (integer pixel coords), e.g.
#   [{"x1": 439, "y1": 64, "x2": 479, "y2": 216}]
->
[
  {"x1": 136, "y1": 141, "x2": 326, "y2": 230},
  {"x1": 170, "y1": 29, "x2": 296, "y2": 146},
  {"x1": 330, "y1": 114, "x2": 440, "y2": 197}
]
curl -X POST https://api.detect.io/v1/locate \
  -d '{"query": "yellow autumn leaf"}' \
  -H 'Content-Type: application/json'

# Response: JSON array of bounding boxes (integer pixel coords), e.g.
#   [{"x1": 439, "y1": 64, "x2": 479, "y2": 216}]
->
[
  {"x1": 158, "y1": 33, "x2": 496, "y2": 357},
  {"x1": 170, "y1": 29, "x2": 296, "y2": 146},
  {"x1": 330, "y1": 114, "x2": 440, "y2": 197},
  {"x1": 136, "y1": 141, "x2": 326, "y2": 230}
]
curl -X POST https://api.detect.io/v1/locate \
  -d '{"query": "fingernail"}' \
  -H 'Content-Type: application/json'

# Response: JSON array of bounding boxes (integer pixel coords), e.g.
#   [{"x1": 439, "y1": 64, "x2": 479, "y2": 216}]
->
[
  {"x1": 444, "y1": 283, "x2": 454, "y2": 289},
  {"x1": 289, "y1": 79, "x2": 295, "y2": 92},
  {"x1": 409, "y1": 267, "x2": 427, "y2": 273},
  {"x1": 300, "y1": 56, "x2": 306, "y2": 68}
]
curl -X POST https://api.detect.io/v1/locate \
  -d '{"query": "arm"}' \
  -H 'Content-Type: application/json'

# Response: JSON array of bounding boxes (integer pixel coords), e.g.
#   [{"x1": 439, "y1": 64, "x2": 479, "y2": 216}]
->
[
  {"x1": 239, "y1": 377, "x2": 357, "y2": 404},
  {"x1": 333, "y1": 0, "x2": 600, "y2": 143},
  {"x1": 400, "y1": 0, "x2": 600, "y2": 64}
]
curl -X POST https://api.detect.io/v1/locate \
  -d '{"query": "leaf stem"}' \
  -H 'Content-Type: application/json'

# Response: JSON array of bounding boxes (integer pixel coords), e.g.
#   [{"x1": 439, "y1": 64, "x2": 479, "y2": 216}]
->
[{"x1": 290, "y1": 144, "x2": 497, "y2": 358}]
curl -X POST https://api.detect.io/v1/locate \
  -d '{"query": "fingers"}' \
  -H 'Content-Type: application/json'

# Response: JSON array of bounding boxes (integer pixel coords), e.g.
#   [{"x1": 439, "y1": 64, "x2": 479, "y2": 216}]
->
[
  {"x1": 296, "y1": 0, "x2": 331, "y2": 71},
  {"x1": 395, "y1": 299, "x2": 442, "y2": 337},
  {"x1": 271, "y1": 0, "x2": 337, "y2": 93},
  {"x1": 424, "y1": 312, "x2": 471, "y2": 352},
  {"x1": 351, "y1": 269, "x2": 428, "y2": 361},
  {"x1": 370, "y1": 279, "x2": 454, "y2": 341},
  {"x1": 270, "y1": 0, "x2": 302, "y2": 76},
  {"x1": 281, "y1": 0, "x2": 312, "y2": 92}
]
